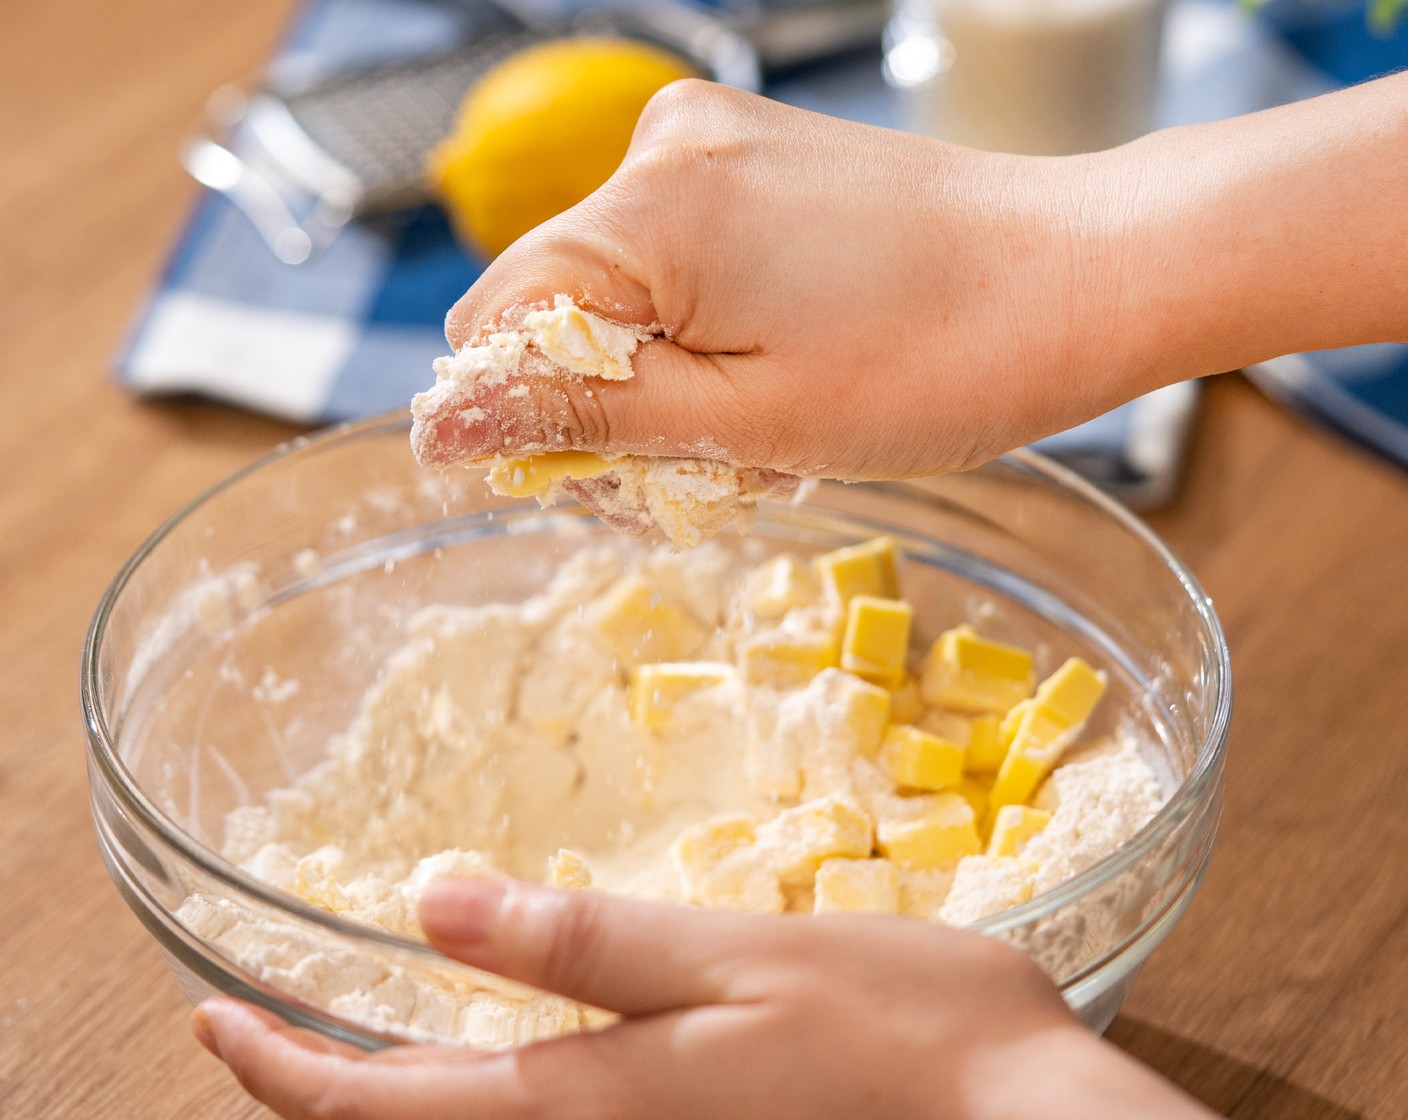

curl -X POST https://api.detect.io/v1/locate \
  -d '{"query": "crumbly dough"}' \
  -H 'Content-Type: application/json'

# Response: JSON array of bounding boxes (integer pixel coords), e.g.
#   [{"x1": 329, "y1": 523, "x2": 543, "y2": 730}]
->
[
  {"x1": 409, "y1": 296, "x2": 802, "y2": 548},
  {"x1": 180, "y1": 543, "x2": 1166, "y2": 1046}
]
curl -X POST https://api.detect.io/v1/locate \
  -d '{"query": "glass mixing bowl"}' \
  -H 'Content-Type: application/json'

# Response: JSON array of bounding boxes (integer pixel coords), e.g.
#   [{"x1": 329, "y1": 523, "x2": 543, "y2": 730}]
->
[{"x1": 83, "y1": 413, "x2": 1230, "y2": 1045}]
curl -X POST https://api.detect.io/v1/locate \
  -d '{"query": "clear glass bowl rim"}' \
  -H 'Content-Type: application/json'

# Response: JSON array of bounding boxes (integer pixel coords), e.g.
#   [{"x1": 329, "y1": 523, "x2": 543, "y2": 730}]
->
[{"x1": 82, "y1": 411, "x2": 1232, "y2": 961}]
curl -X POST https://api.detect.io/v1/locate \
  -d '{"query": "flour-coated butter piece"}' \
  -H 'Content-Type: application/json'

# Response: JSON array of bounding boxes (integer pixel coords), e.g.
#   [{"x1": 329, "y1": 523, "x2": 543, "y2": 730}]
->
[
  {"x1": 813, "y1": 857, "x2": 900, "y2": 914},
  {"x1": 801, "y1": 668, "x2": 892, "y2": 761},
  {"x1": 671, "y1": 814, "x2": 784, "y2": 912},
  {"x1": 986, "y1": 805, "x2": 1052, "y2": 857},
  {"x1": 738, "y1": 629, "x2": 840, "y2": 688},
  {"x1": 745, "y1": 693, "x2": 803, "y2": 801},
  {"x1": 875, "y1": 792, "x2": 981, "y2": 870},
  {"x1": 629, "y1": 662, "x2": 735, "y2": 729},
  {"x1": 938, "y1": 855, "x2": 1036, "y2": 925},
  {"x1": 741, "y1": 555, "x2": 820, "y2": 620},
  {"x1": 520, "y1": 296, "x2": 639, "y2": 381},
  {"x1": 587, "y1": 575, "x2": 708, "y2": 665},
  {"x1": 757, "y1": 795, "x2": 875, "y2": 887},
  {"x1": 548, "y1": 848, "x2": 593, "y2": 889}
]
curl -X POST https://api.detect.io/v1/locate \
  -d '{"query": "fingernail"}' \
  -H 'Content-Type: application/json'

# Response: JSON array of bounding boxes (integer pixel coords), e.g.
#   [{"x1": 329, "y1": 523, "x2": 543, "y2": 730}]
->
[
  {"x1": 419, "y1": 877, "x2": 510, "y2": 947},
  {"x1": 191, "y1": 1005, "x2": 222, "y2": 1059}
]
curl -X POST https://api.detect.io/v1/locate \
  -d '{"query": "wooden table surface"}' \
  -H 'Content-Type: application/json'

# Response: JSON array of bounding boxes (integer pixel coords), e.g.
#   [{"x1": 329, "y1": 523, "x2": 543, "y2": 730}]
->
[{"x1": 3, "y1": 2, "x2": 1406, "y2": 1117}]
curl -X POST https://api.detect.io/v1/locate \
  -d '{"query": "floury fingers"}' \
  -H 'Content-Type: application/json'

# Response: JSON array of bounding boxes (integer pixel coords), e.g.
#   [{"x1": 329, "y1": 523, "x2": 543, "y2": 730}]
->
[{"x1": 410, "y1": 295, "x2": 805, "y2": 549}]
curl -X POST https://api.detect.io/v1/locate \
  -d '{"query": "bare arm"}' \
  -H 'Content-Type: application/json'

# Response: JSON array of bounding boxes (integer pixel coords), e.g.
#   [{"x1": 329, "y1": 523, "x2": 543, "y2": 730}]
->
[
  {"x1": 1111, "y1": 69, "x2": 1408, "y2": 389},
  {"x1": 419, "y1": 74, "x2": 1408, "y2": 479}
]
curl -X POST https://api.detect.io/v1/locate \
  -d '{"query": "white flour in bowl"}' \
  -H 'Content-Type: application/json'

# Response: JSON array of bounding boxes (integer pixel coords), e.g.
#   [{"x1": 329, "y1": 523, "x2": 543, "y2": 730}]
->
[{"x1": 179, "y1": 541, "x2": 1166, "y2": 1044}]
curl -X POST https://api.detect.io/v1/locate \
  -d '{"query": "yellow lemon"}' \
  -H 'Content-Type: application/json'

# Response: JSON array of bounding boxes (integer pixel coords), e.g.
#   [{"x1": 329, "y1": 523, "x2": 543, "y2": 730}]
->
[{"x1": 430, "y1": 37, "x2": 698, "y2": 258}]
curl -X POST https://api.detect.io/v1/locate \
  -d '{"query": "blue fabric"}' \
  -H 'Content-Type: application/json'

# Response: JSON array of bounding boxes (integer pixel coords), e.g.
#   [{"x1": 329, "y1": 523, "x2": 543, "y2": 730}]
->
[{"x1": 117, "y1": 0, "x2": 1408, "y2": 484}]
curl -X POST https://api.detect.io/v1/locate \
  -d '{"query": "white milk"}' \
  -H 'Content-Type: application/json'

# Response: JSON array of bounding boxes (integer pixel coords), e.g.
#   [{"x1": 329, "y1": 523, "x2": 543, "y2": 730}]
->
[{"x1": 886, "y1": 0, "x2": 1167, "y2": 155}]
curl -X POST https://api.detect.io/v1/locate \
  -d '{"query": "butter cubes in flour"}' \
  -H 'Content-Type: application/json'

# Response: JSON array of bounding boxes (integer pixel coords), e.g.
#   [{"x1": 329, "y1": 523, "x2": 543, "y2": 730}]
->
[{"x1": 186, "y1": 535, "x2": 1166, "y2": 1049}]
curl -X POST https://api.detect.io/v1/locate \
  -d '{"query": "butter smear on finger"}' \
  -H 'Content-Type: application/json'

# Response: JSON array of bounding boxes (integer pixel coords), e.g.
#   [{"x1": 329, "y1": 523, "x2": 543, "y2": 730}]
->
[{"x1": 410, "y1": 295, "x2": 804, "y2": 549}]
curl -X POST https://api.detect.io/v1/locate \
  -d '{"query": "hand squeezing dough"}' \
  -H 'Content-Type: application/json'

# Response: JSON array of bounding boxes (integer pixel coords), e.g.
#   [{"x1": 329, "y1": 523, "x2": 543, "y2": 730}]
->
[{"x1": 410, "y1": 296, "x2": 802, "y2": 548}]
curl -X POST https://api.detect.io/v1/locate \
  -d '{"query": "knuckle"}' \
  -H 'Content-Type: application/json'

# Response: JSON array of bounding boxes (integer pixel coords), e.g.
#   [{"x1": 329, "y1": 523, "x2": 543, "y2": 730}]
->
[
  {"x1": 537, "y1": 891, "x2": 609, "y2": 996},
  {"x1": 498, "y1": 376, "x2": 612, "y2": 453},
  {"x1": 559, "y1": 382, "x2": 612, "y2": 449},
  {"x1": 627, "y1": 81, "x2": 753, "y2": 174},
  {"x1": 633, "y1": 77, "x2": 723, "y2": 141}
]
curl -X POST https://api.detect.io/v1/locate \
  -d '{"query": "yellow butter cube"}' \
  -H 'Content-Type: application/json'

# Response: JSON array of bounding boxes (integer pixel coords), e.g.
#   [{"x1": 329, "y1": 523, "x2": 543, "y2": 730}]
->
[
  {"x1": 888, "y1": 677, "x2": 925, "y2": 725},
  {"x1": 999, "y1": 700, "x2": 1032, "y2": 749},
  {"x1": 988, "y1": 659, "x2": 1107, "y2": 813},
  {"x1": 485, "y1": 451, "x2": 614, "y2": 497},
  {"x1": 879, "y1": 724, "x2": 965, "y2": 791},
  {"x1": 588, "y1": 576, "x2": 708, "y2": 665},
  {"x1": 758, "y1": 795, "x2": 875, "y2": 887},
  {"x1": 671, "y1": 815, "x2": 784, "y2": 913},
  {"x1": 629, "y1": 662, "x2": 734, "y2": 729},
  {"x1": 742, "y1": 555, "x2": 819, "y2": 619},
  {"x1": 548, "y1": 848, "x2": 593, "y2": 889},
  {"x1": 986, "y1": 806, "x2": 1052, "y2": 857},
  {"x1": 955, "y1": 774, "x2": 994, "y2": 821},
  {"x1": 963, "y1": 714, "x2": 1007, "y2": 773},
  {"x1": 813, "y1": 858, "x2": 900, "y2": 915},
  {"x1": 920, "y1": 626, "x2": 1035, "y2": 714},
  {"x1": 876, "y1": 793, "x2": 981, "y2": 870},
  {"x1": 738, "y1": 630, "x2": 840, "y2": 688},
  {"x1": 988, "y1": 705, "x2": 1074, "y2": 813},
  {"x1": 841, "y1": 596, "x2": 913, "y2": 688},
  {"x1": 814, "y1": 537, "x2": 900, "y2": 604},
  {"x1": 1033, "y1": 658, "x2": 1107, "y2": 726}
]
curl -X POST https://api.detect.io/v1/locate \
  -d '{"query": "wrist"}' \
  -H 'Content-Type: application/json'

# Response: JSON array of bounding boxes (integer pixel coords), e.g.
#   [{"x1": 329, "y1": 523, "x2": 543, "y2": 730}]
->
[{"x1": 1094, "y1": 74, "x2": 1408, "y2": 388}]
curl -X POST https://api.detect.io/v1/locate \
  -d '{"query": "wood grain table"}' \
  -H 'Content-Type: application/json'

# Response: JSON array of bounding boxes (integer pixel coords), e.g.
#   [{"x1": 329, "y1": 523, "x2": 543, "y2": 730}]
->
[{"x1": 2, "y1": 2, "x2": 1405, "y2": 1117}]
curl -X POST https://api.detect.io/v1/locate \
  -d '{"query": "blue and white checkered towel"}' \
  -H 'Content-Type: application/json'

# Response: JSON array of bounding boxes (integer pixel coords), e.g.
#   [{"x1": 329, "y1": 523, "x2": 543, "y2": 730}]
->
[{"x1": 119, "y1": 0, "x2": 1391, "y2": 502}]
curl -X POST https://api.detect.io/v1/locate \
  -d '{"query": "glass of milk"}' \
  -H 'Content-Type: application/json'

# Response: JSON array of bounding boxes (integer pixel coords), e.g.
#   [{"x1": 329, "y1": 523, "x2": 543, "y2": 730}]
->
[{"x1": 884, "y1": 0, "x2": 1168, "y2": 155}]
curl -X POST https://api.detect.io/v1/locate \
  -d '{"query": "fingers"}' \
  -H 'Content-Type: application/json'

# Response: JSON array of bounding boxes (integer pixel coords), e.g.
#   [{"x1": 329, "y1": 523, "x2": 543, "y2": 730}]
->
[
  {"x1": 410, "y1": 339, "x2": 764, "y2": 466},
  {"x1": 195, "y1": 996, "x2": 695, "y2": 1120},
  {"x1": 194, "y1": 998, "x2": 530, "y2": 1120},
  {"x1": 417, "y1": 877, "x2": 766, "y2": 1015}
]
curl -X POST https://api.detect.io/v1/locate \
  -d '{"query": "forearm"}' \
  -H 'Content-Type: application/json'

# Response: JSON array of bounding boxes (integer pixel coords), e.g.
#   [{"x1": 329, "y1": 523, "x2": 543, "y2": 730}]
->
[{"x1": 1106, "y1": 71, "x2": 1408, "y2": 390}]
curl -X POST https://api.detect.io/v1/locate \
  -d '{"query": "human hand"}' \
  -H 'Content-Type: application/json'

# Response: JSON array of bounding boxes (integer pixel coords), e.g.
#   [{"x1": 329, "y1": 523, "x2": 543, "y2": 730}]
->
[
  {"x1": 193, "y1": 877, "x2": 1216, "y2": 1120},
  {"x1": 419, "y1": 80, "x2": 1155, "y2": 481}
]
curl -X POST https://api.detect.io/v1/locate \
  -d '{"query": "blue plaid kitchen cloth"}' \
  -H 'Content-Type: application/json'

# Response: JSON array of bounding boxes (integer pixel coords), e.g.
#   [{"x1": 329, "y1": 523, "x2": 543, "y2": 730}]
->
[{"x1": 117, "y1": 0, "x2": 1408, "y2": 504}]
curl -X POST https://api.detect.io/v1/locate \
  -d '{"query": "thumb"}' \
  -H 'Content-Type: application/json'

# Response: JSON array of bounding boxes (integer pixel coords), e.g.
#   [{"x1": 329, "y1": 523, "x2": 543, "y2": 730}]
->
[
  {"x1": 410, "y1": 335, "x2": 757, "y2": 466},
  {"x1": 417, "y1": 877, "x2": 764, "y2": 1016}
]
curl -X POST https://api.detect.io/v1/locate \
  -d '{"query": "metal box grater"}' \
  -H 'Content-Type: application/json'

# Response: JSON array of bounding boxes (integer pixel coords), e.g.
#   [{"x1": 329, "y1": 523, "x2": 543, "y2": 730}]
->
[{"x1": 182, "y1": 0, "x2": 885, "y2": 261}]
